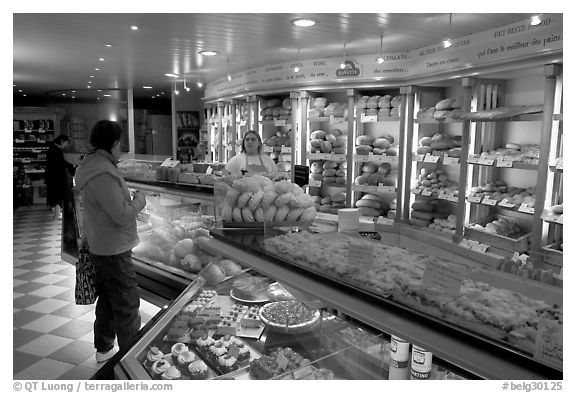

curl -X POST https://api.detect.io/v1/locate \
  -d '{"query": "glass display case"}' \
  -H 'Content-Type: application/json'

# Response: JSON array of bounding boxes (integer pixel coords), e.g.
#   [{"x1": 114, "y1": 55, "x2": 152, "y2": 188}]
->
[{"x1": 115, "y1": 255, "x2": 468, "y2": 381}]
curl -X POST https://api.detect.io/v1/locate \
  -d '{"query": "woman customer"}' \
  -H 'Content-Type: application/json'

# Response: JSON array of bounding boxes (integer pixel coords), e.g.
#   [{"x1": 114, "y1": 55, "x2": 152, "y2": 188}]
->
[
  {"x1": 224, "y1": 131, "x2": 278, "y2": 177},
  {"x1": 75, "y1": 120, "x2": 146, "y2": 362},
  {"x1": 45, "y1": 135, "x2": 75, "y2": 219}
]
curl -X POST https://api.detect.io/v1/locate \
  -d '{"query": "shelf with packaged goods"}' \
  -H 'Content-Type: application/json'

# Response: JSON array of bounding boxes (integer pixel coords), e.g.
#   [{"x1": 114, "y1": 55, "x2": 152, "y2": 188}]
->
[{"x1": 198, "y1": 229, "x2": 561, "y2": 380}]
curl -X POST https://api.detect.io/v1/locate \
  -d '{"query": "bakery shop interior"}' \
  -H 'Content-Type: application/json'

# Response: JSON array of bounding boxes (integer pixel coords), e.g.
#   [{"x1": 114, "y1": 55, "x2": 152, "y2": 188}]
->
[{"x1": 12, "y1": 11, "x2": 564, "y2": 381}]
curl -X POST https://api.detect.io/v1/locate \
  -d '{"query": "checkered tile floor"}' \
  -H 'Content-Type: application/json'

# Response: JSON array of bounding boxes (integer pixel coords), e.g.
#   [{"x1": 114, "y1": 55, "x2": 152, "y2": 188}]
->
[{"x1": 13, "y1": 206, "x2": 160, "y2": 379}]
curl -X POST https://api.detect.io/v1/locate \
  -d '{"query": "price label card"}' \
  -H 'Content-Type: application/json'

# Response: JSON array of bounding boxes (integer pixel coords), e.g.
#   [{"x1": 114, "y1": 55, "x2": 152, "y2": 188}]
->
[
  {"x1": 377, "y1": 184, "x2": 395, "y2": 193},
  {"x1": 467, "y1": 196, "x2": 482, "y2": 203},
  {"x1": 32, "y1": 149, "x2": 41, "y2": 153},
  {"x1": 274, "y1": 119, "x2": 286, "y2": 127},
  {"x1": 376, "y1": 216, "x2": 391, "y2": 225},
  {"x1": 161, "y1": 158, "x2": 180, "y2": 168},
  {"x1": 467, "y1": 156, "x2": 480, "y2": 164},
  {"x1": 534, "y1": 318, "x2": 563, "y2": 369},
  {"x1": 471, "y1": 243, "x2": 489, "y2": 253},
  {"x1": 240, "y1": 119, "x2": 247, "y2": 126},
  {"x1": 281, "y1": 145, "x2": 292, "y2": 154},
  {"x1": 330, "y1": 116, "x2": 346, "y2": 124},
  {"x1": 353, "y1": 185, "x2": 367, "y2": 192},
  {"x1": 309, "y1": 179, "x2": 322, "y2": 188},
  {"x1": 421, "y1": 190, "x2": 432, "y2": 196},
  {"x1": 263, "y1": 146, "x2": 274, "y2": 153},
  {"x1": 361, "y1": 114, "x2": 377, "y2": 123},
  {"x1": 15, "y1": 139, "x2": 24, "y2": 143},
  {"x1": 497, "y1": 157, "x2": 513, "y2": 167},
  {"x1": 482, "y1": 196, "x2": 498, "y2": 206},
  {"x1": 477, "y1": 157, "x2": 495, "y2": 166},
  {"x1": 349, "y1": 242, "x2": 375, "y2": 270},
  {"x1": 443, "y1": 155, "x2": 460, "y2": 165},
  {"x1": 21, "y1": 158, "x2": 31, "y2": 163},
  {"x1": 205, "y1": 166, "x2": 213, "y2": 175},
  {"x1": 448, "y1": 194, "x2": 460, "y2": 203},
  {"x1": 421, "y1": 260, "x2": 464, "y2": 297},
  {"x1": 411, "y1": 188, "x2": 421, "y2": 195},
  {"x1": 556, "y1": 161, "x2": 563, "y2": 170},
  {"x1": 499, "y1": 199, "x2": 517, "y2": 208},
  {"x1": 275, "y1": 352, "x2": 290, "y2": 370},
  {"x1": 424, "y1": 154, "x2": 440, "y2": 163},
  {"x1": 437, "y1": 191, "x2": 448, "y2": 200},
  {"x1": 353, "y1": 154, "x2": 368, "y2": 163},
  {"x1": 413, "y1": 153, "x2": 425, "y2": 162},
  {"x1": 518, "y1": 204, "x2": 535, "y2": 214}
]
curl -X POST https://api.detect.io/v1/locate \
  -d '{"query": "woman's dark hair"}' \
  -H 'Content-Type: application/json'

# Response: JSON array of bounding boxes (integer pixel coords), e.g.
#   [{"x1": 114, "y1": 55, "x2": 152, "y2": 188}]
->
[
  {"x1": 89, "y1": 120, "x2": 123, "y2": 153},
  {"x1": 53, "y1": 135, "x2": 70, "y2": 145},
  {"x1": 241, "y1": 130, "x2": 262, "y2": 154}
]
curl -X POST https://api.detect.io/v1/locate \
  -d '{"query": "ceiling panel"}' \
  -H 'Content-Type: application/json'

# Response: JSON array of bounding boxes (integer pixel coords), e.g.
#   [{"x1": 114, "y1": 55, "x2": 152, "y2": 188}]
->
[{"x1": 13, "y1": 13, "x2": 542, "y2": 99}]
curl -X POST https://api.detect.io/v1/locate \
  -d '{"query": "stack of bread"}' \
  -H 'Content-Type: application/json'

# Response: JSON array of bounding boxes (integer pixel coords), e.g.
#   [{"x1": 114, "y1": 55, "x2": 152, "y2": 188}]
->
[
  {"x1": 409, "y1": 200, "x2": 452, "y2": 228},
  {"x1": 313, "y1": 191, "x2": 346, "y2": 214},
  {"x1": 355, "y1": 194, "x2": 388, "y2": 217},
  {"x1": 309, "y1": 129, "x2": 347, "y2": 154},
  {"x1": 220, "y1": 176, "x2": 316, "y2": 223},
  {"x1": 470, "y1": 216, "x2": 523, "y2": 237},
  {"x1": 356, "y1": 95, "x2": 402, "y2": 119},
  {"x1": 469, "y1": 181, "x2": 536, "y2": 207},
  {"x1": 309, "y1": 160, "x2": 346, "y2": 185},
  {"x1": 414, "y1": 167, "x2": 458, "y2": 195},
  {"x1": 416, "y1": 133, "x2": 462, "y2": 158},
  {"x1": 354, "y1": 162, "x2": 395, "y2": 187},
  {"x1": 308, "y1": 97, "x2": 348, "y2": 119},
  {"x1": 355, "y1": 134, "x2": 398, "y2": 156},
  {"x1": 429, "y1": 214, "x2": 457, "y2": 234},
  {"x1": 417, "y1": 97, "x2": 465, "y2": 120},
  {"x1": 260, "y1": 97, "x2": 291, "y2": 121},
  {"x1": 387, "y1": 198, "x2": 397, "y2": 219}
]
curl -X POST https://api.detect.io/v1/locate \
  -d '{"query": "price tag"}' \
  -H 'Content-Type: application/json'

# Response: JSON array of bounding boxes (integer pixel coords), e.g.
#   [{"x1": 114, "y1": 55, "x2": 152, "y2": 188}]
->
[
  {"x1": 205, "y1": 166, "x2": 213, "y2": 175},
  {"x1": 471, "y1": 243, "x2": 489, "y2": 253},
  {"x1": 448, "y1": 194, "x2": 459, "y2": 203},
  {"x1": 443, "y1": 155, "x2": 460, "y2": 165},
  {"x1": 377, "y1": 184, "x2": 395, "y2": 193},
  {"x1": 274, "y1": 119, "x2": 286, "y2": 126},
  {"x1": 353, "y1": 154, "x2": 368, "y2": 163},
  {"x1": 37, "y1": 140, "x2": 45, "y2": 144},
  {"x1": 421, "y1": 190, "x2": 432, "y2": 196},
  {"x1": 477, "y1": 157, "x2": 495, "y2": 166},
  {"x1": 437, "y1": 191, "x2": 448, "y2": 200},
  {"x1": 240, "y1": 119, "x2": 247, "y2": 126},
  {"x1": 281, "y1": 145, "x2": 292, "y2": 154},
  {"x1": 518, "y1": 204, "x2": 535, "y2": 214},
  {"x1": 411, "y1": 188, "x2": 421, "y2": 195},
  {"x1": 482, "y1": 196, "x2": 498, "y2": 206},
  {"x1": 15, "y1": 139, "x2": 24, "y2": 143},
  {"x1": 534, "y1": 318, "x2": 563, "y2": 369},
  {"x1": 275, "y1": 352, "x2": 290, "y2": 370},
  {"x1": 413, "y1": 153, "x2": 425, "y2": 162},
  {"x1": 499, "y1": 199, "x2": 517, "y2": 208},
  {"x1": 330, "y1": 116, "x2": 346, "y2": 124},
  {"x1": 161, "y1": 158, "x2": 180, "y2": 168},
  {"x1": 21, "y1": 158, "x2": 31, "y2": 164},
  {"x1": 467, "y1": 196, "x2": 482, "y2": 203},
  {"x1": 32, "y1": 149, "x2": 41, "y2": 153},
  {"x1": 497, "y1": 157, "x2": 513, "y2": 167},
  {"x1": 556, "y1": 160, "x2": 563, "y2": 170},
  {"x1": 309, "y1": 179, "x2": 322, "y2": 188},
  {"x1": 424, "y1": 154, "x2": 440, "y2": 163},
  {"x1": 361, "y1": 114, "x2": 377, "y2": 123},
  {"x1": 376, "y1": 216, "x2": 390, "y2": 225},
  {"x1": 349, "y1": 242, "x2": 375, "y2": 270},
  {"x1": 24, "y1": 129, "x2": 32, "y2": 133},
  {"x1": 467, "y1": 156, "x2": 480, "y2": 164},
  {"x1": 263, "y1": 146, "x2": 274, "y2": 153},
  {"x1": 353, "y1": 184, "x2": 368, "y2": 192},
  {"x1": 421, "y1": 260, "x2": 464, "y2": 297}
]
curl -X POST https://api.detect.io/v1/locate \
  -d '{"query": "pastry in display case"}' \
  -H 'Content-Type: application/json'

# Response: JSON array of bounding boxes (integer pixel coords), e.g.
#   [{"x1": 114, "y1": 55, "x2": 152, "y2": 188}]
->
[{"x1": 116, "y1": 258, "x2": 468, "y2": 380}]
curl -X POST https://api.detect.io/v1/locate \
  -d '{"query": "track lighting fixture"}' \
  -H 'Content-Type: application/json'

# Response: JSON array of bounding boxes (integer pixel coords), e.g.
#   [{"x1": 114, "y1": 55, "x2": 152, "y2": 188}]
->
[
  {"x1": 294, "y1": 48, "x2": 301, "y2": 73},
  {"x1": 340, "y1": 43, "x2": 347, "y2": 69},
  {"x1": 184, "y1": 79, "x2": 190, "y2": 92}
]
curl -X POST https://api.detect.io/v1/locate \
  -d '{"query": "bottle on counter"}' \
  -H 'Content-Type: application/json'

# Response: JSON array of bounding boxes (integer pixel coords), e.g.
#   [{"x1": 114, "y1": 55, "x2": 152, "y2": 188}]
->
[
  {"x1": 388, "y1": 335, "x2": 410, "y2": 380},
  {"x1": 410, "y1": 344, "x2": 433, "y2": 380}
]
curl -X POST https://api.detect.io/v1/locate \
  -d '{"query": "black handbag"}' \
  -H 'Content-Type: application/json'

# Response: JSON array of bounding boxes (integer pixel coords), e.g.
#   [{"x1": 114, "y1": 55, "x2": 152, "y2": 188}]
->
[{"x1": 75, "y1": 243, "x2": 98, "y2": 305}]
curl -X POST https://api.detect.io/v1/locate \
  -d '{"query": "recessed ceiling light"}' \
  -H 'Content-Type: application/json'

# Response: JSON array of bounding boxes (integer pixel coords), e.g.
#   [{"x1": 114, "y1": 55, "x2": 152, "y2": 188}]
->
[
  {"x1": 62, "y1": 93, "x2": 66, "y2": 96},
  {"x1": 18, "y1": 89, "x2": 22, "y2": 93},
  {"x1": 103, "y1": 94, "x2": 111, "y2": 97},
  {"x1": 291, "y1": 18, "x2": 317, "y2": 27},
  {"x1": 23, "y1": 94, "x2": 27, "y2": 97},
  {"x1": 131, "y1": 25, "x2": 139, "y2": 30},
  {"x1": 72, "y1": 96, "x2": 75, "y2": 99},
  {"x1": 97, "y1": 89, "x2": 102, "y2": 92},
  {"x1": 199, "y1": 50, "x2": 219, "y2": 56},
  {"x1": 94, "y1": 68, "x2": 100, "y2": 71},
  {"x1": 143, "y1": 86, "x2": 153, "y2": 89},
  {"x1": 87, "y1": 86, "x2": 91, "y2": 89},
  {"x1": 88, "y1": 81, "x2": 92, "y2": 84},
  {"x1": 99, "y1": 58, "x2": 105, "y2": 62},
  {"x1": 105, "y1": 43, "x2": 112, "y2": 47},
  {"x1": 13, "y1": 84, "x2": 16, "y2": 87},
  {"x1": 530, "y1": 15, "x2": 542, "y2": 26},
  {"x1": 72, "y1": 90, "x2": 76, "y2": 93},
  {"x1": 90, "y1": 75, "x2": 94, "y2": 78},
  {"x1": 165, "y1": 73, "x2": 179, "y2": 78}
]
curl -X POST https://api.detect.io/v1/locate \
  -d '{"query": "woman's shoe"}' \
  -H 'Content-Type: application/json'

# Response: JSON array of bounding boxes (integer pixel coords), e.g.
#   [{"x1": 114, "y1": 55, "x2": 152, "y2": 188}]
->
[{"x1": 95, "y1": 347, "x2": 118, "y2": 363}]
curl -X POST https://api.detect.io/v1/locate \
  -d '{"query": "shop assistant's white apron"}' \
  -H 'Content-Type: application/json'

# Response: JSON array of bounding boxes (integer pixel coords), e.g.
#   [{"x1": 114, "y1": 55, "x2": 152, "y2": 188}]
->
[{"x1": 241, "y1": 154, "x2": 267, "y2": 176}]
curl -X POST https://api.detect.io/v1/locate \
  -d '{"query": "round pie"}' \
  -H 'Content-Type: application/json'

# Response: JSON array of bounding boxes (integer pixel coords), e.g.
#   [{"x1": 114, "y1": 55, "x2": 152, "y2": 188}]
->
[{"x1": 259, "y1": 301, "x2": 321, "y2": 332}]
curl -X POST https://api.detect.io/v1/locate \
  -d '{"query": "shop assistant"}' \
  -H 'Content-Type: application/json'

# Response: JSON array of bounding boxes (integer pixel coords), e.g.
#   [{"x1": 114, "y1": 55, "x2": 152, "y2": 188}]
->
[{"x1": 224, "y1": 131, "x2": 278, "y2": 178}]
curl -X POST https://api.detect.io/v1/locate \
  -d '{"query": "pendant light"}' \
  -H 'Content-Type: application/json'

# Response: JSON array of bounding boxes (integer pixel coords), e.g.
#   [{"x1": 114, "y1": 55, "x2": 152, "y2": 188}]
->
[
  {"x1": 174, "y1": 82, "x2": 180, "y2": 95},
  {"x1": 226, "y1": 57, "x2": 232, "y2": 81},
  {"x1": 376, "y1": 35, "x2": 384, "y2": 64},
  {"x1": 196, "y1": 71, "x2": 203, "y2": 88},
  {"x1": 293, "y1": 48, "x2": 301, "y2": 73},
  {"x1": 340, "y1": 43, "x2": 347, "y2": 69},
  {"x1": 443, "y1": 13, "x2": 453, "y2": 48},
  {"x1": 183, "y1": 79, "x2": 190, "y2": 92}
]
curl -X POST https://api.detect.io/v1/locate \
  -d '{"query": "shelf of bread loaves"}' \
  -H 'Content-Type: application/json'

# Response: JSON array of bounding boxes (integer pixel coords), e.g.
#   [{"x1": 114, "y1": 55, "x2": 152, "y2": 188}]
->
[
  {"x1": 466, "y1": 180, "x2": 536, "y2": 215},
  {"x1": 356, "y1": 94, "x2": 402, "y2": 121},
  {"x1": 541, "y1": 204, "x2": 563, "y2": 225},
  {"x1": 259, "y1": 96, "x2": 292, "y2": 123}
]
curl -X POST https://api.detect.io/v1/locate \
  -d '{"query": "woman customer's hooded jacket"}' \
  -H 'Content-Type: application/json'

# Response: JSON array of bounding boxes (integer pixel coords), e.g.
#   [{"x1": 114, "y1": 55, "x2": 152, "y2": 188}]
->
[{"x1": 75, "y1": 150, "x2": 145, "y2": 255}]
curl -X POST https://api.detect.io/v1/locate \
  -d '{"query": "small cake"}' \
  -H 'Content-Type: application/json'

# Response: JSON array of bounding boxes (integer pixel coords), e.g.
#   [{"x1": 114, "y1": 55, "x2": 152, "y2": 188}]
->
[
  {"x1": 240, "y1": 307, "x2": 262, "y2": 328},
  {"x1": 217, "y1": 354, "x2": 239, "y2": 374},
  {"x1": 189, "y1": 329, "x2": 208, "y2": 340},
  {"x1": 171, "y1": 342, "x2": 189, "y2": 358},
  {"x1": 166, "y1": 327, "x2": 188, "y2": 342},
  {"x1": 204, "y1": 315, "x2": 220, "y2": 330},
  {"x1": 151, "y1": 359, "x2": 170, "y2": 376},
  {"x1": 208, "y1": 342, "x2": 227, "y2": 361},
  {"x1": 177, "y1": 350, "x2": 196, "y2": 366},
  {"x1": 188, "y1": 316, "x2": 206, "y2": 329},
  {"x1": 232, "y1": 276, "x2": 269, "y2": 300},
  {"x1": 145, "y1": 346, "x2": 164, "y2": 363},
  {"x1": 161, "y1": 365, "x2": 182, "y2": 380},
  {"x1": 195, "y1": 334, "x2": 215, "y2": 350},
  {"x1": 232, "y1": 340, "x2": 251, "y2": 362},
  {"x1": 170, "y1": 319, "x2": 189, "y2": 330},
  {"x1": 188, "y1": 359, "x2": 209, "y2": 380},
  {"x1": 216, "y1": 318, "x2": 238, "y2": 336},
  {"x1": 182, "y1": 303, "x2": 201, "y2": 316},
  {"x1": 216, "y1": 335, "x2": 234, "y2": 348}
]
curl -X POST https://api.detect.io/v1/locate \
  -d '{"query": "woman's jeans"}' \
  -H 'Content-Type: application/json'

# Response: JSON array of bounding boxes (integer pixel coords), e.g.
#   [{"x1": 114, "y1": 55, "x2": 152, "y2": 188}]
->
[{"x1": 90, "y1": 251, "x2": 141, "y2": 353}]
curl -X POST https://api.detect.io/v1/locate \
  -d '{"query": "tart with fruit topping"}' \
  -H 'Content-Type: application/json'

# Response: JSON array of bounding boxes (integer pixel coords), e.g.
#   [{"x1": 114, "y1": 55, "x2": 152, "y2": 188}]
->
[{"x1": 259, "y1": 301, "x2": 320, "y2": 333}]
